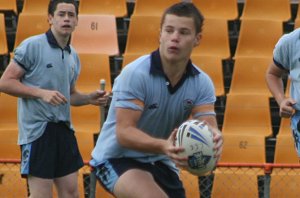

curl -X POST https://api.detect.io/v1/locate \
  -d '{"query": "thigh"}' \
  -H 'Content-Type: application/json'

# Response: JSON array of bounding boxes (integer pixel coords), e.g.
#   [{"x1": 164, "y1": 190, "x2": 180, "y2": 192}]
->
[
  {"x1": 54, "y1": 172, "x2": 79, "y2": 198},
  {"x1": 151, "y1": 161, "x2": 186, "y2": 198},
  {"x1": 114, "y1": 168, "x2": 168, "y2": 198},
  {"x1": 93, "y1": 158, "x2": 167, "y2": 198},
  {"x1": 27, "y1": 176, "x2": 53, "y2": 198}
]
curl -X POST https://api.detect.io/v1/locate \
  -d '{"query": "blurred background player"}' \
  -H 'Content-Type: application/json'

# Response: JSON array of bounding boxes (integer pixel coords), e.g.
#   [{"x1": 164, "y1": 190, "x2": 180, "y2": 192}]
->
[
  {"x1": 0, "y1": 0, "x2": 108, "y2": 197},
  {"x1": 266, "y1": 27, "x2": 300, "y2": 159},
  {"x1": 90, "y1": 2, "x2": 223, "y2": 198}
]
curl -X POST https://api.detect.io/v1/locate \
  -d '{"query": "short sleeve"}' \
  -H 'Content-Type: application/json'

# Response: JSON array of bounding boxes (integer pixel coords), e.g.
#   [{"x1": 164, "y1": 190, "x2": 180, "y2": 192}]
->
[
  {"x1": 13, "y1": 38, "x2": 38, "y2": 71},
  {"x1": 113, "y1": 66, "x2": 146, "y2": 111},
  {"x1": 195, "y1": 73, "x2": 216, "y2": 106},
  {"x1": 273, "y1": 33, "x2": 290, "y2": 70}
]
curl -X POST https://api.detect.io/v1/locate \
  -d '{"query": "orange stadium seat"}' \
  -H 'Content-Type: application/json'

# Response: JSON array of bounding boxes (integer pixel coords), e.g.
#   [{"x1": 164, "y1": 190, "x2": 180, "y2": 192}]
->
[
  {"x1": 219, "y1": 133, "x2": 266, "y2": 164},
  {"x1": 77, "y1": 53, "x2": 112, "y2": 92},
  {"x1": 124, "y1": 15, "x2": 161, "y2": 56},
  {"x1": 277, "y1": 118, "x2": 292, "y2": 137},
  {"x1": 132, "y1": 0, "x2": 180, "y2": 17},
  {"x1": 122, "y1": 54, "x2": 143, "y2": 68},
  {"x1": 0, "y1": 131, "x2": 20, "y2": 159},
  {"x1": 21, "y1": 0, "x2": 48, "y2": 15},
  {"x1": 294, "y1": 4, "x2": 300, "y2": 28},
  {"x1": 180, "y1": 170, "x2": 200, "y2": 198},
  {"x1": 0, "y1": 0, "x2": 17, "y2": 14},
  {"x1": 273, "y1": 133, "x2": 298, "y2": 163},
  {"x1": 270, "y1": 171, "x2": 300, "y2": 198},
  {"x1": 0, "y1": 13, "x2": 8, "y2": 55},
  {"x1": 222, "y1": 94, "x2": 273, "y2": 136},
  {"x1": 211, "y1": 169, "x2": 262, "y2": 198},
  {"x1": 75, "y1": 132, "x2": 94, "y2": 161},
  {"x1": 240, "y1": 0, "x2": 291, "y2": 22},
  {"x1": 192, "y1": 18, "x2": 230, "y2": 59},
  {"x1": 0, "y1": 93, "x2": 18, "y2": 132},
  {"x1": 79, "y1": 0, "x2": 127, "y2": 18},
  {"x1": 71, "y1": 105, "x2": 101, "y2": 134},
  {"x1": 193, "y1": 0, "x2": 238, "y2": 21},
  {"x1": 234, "y1": 19, "x2": 283, "y2": 58},
  {"x1": 71, "y1": 14, "x2": 119, "y2": 56},
  {"x1": 14, "y1": 14, "x2": 49, "y2": 49},
  {"x1": 295, "y1": 18, "x2": 300, "y2": 29},
  {"x1": 0, "y1": 165, "x2": 28, "y2": 197},
  {"x1": 191, "y1": 55, "x2": 225, "y2": 96},
  {"x1": 229, "y1": 57, "x2": 272, "y2": 96},
  {"x1": 211, "y1": 133, "x2": 265, "y2": 198},
  {"x1": 270, "y1": 133, "x2": 300, "y2": 198}
]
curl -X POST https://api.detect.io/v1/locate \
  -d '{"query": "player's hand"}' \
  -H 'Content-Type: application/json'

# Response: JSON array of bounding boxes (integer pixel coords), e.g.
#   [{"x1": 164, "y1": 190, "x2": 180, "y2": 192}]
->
[
  {"x1": 88, "y1": 90, "x2": 110, "y2": 106},
  {"x1": 164, "y1": 129, "x2": 188, "y2": 168},
  {"x1": 279, "y1": 97, "x2": 296, "y2": 118},
  {"x1": 201, "y1": 121, "x2": 223, "y2": 161},
  {"x1": 212, "y1": 127, "x2": 223, "y2": 161},
  {"x1": 40, "y1": 89, "x2": 67, "y2": 106}
]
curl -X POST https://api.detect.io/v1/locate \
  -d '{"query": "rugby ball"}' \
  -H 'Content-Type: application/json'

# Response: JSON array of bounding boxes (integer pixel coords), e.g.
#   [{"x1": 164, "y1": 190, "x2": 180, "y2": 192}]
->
[{"x1": 175, "y1": 120, "x2": 216, "y2": 176}]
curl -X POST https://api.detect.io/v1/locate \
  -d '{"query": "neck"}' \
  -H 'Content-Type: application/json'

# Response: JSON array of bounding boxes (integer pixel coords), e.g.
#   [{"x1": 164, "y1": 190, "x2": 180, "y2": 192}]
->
[
  {"x1": 51, "y1": 28, "x2": 70, "y2": 49},
  {"x1": 161, "y1": 58, "x2": 188, "y2": 87}
]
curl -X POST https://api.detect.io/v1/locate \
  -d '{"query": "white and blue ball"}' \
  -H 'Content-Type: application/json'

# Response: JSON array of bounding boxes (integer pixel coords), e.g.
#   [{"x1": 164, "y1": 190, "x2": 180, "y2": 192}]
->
[{"x1": 175, "y1": 120, "x2": 217, "y2": 176}]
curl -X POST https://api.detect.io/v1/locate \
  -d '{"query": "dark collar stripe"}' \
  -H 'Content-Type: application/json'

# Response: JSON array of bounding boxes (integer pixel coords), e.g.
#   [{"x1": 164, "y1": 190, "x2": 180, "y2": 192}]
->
[{"x1": 46, "y1": 29, "x2": 71, "y2": 54}]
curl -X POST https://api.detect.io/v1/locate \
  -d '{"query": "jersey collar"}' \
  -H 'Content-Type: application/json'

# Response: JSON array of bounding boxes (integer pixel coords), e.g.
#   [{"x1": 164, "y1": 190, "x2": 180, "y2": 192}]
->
[
  {"x1": 150, "y1": 49, "x2": 200, "y2": 76},
  {"x1": 149, "y1": 49, "x2": 200, "y2": 94},
  {"x1": 46, "y1": 29, "x2": 71, "y2": 54}
]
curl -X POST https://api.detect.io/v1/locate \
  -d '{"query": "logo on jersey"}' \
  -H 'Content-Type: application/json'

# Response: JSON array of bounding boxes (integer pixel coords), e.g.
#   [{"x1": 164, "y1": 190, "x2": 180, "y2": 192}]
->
[
  {"x1": 183, "y1": 99, "x2": 194, "y2": 110},
  {"x1": 46, "y1": 63, "x2": 53, "y2": 68},
  {"x1": 148, "y1": 103, "x2": 159, "y2": 110}
]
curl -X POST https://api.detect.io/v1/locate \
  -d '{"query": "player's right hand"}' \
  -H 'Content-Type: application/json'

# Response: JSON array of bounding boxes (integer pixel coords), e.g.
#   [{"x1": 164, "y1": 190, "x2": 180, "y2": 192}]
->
[
  {"x1": 40, "y1": 89, "x2": 67, "y2": 106},
  {"x1": 279, "y1": 97, "x2": 296, "y2": 118}
]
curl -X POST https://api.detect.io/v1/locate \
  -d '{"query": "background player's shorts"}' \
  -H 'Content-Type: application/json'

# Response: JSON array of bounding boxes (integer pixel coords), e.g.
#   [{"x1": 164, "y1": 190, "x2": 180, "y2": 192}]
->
[
  {"x1": 20, "y1": 122, "x2": 84, "y2": 179},
  {"x1": 291, "y1": 111, "x2": 300, "y2": 157},
  {"x1": 92, "y1": 158, "x2": 186, "y2": 198}
]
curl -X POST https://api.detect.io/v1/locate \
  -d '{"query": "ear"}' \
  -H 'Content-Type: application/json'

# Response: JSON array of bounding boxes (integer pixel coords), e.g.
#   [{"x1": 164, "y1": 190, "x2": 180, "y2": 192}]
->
[
  {"x1": 194, "y1": 33, "x2": 201, "y2": 47},
  {"x1": 74, "y1": 16, "x2": 78, "y2": 27},
  {"x1": 48, "y1": 14, "x2": 53, "y2": 25},
  {"x1": 159, "y1": 29, "x2": 162, "y2": 44}
]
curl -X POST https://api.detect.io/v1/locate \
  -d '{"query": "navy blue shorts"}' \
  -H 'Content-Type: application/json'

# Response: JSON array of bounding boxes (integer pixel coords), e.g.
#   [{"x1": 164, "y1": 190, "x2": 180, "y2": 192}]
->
[
  {"x1": 92, "y1": 158, "x2": 186, "y2": 198},
  {"x1": 21, "y1": 122, "x2": 84, "y2": 179}
]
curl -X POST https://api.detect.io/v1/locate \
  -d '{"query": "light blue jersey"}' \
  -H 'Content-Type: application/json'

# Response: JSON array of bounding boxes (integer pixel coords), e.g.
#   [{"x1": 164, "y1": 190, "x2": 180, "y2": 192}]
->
[
  {"x1": 14, "y1": 30, "x2": 80, "y2": 145},
  {"x1": 273, "y1": 28, "x2": 300, "y2": 110},
  {"x1": 273, "y1": 28, "x2": 300, "y2": 157},
  {"x1": 90, "y1": 50, "x2": 216, "y2": 171}
]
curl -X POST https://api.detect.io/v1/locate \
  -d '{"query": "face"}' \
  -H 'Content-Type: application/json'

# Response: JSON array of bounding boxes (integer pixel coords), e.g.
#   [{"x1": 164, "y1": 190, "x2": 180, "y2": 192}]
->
[
  {"x1": 159, "y1": 14, "x2": 200, "y2": 63},
  {"x1": 48, "y1": 3, "x2": 78, "y2": 37}
]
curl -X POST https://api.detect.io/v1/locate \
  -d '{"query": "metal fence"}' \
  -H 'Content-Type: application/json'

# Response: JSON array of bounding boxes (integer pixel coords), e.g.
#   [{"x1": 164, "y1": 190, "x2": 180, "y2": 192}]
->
[{"x1": 1, "y1": 161, "x2": 300, "y2": 198}]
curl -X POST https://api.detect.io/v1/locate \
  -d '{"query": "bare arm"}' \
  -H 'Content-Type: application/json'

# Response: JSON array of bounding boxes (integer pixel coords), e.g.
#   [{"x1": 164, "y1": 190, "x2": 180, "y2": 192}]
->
[
  {"x1": 266, "y1": 61, "x2": 287, "y2": 105},
  {"x1": 115, "y1": 99, "x2": 185, "y2": 162},
  {"x1": 266, "y1": 61, "x2": 296, "y2": 117},
  {"x1": 115, "y1": 106, "x2": 168, "y2": 153},
  {"x1": 70, "y1": 85, "x2": 108, "y2": 106},
  {"x1": 0, "y1": 61, "x2": 67, "y2": 105}
]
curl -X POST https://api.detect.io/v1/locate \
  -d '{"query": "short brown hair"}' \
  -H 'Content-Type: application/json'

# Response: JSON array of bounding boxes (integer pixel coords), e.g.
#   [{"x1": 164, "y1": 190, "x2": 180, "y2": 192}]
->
[{"x1": 161, "y1": 2, "x2": 204, "y2": 34}]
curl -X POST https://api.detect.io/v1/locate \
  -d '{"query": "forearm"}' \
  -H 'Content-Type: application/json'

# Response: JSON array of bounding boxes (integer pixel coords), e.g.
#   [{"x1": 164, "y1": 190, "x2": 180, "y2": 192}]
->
[
  {"x1": 199, "y1": 116, "x2": 219, "y2": 129},
  {"x1": 70, "y1": 90, "x2": 90, "y2": 106},
  {"x1": 0, "y1": 79, "x2": 42, "y2": 99},
  {"x1": 266, "y1": 74, "x2": 286, "y2": 105},
  {"x1": 116, "y1": 126, "x2": 166, "y2": 154}
]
